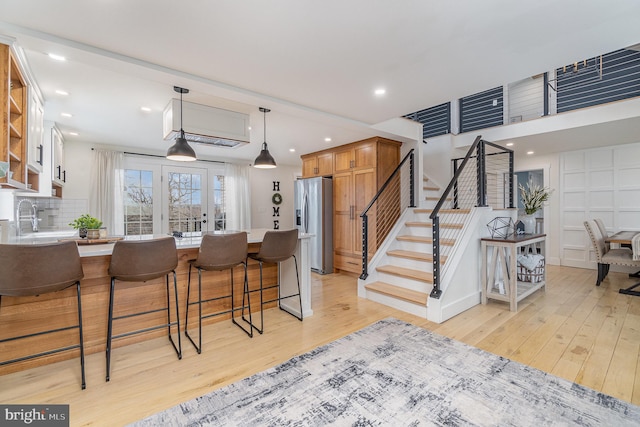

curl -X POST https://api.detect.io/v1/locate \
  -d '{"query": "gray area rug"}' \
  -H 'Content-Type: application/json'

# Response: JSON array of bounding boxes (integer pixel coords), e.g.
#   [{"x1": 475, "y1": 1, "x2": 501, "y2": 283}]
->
[{"x1": 131, "y1": 318, "x2": 640, "y2": 426}]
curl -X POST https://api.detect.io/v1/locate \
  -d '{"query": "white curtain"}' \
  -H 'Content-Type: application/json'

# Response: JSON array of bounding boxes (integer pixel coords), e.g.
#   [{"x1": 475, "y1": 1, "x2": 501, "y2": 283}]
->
[
  {"x1": 224, "y1": 163, "x2": 251, "y2": 231},
  {"x1": 89, "y1": 149, "x2": 124, "y2": 235}
]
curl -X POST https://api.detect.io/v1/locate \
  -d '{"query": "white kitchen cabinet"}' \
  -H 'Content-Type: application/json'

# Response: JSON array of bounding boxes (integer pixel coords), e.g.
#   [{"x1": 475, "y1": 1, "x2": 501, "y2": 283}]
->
[
  {"x1": 51, "y1": 125, "x2": 65, "y2": 189},
  {"x1": 27, "y1": 86, "x2": 44, "y2": 173}
]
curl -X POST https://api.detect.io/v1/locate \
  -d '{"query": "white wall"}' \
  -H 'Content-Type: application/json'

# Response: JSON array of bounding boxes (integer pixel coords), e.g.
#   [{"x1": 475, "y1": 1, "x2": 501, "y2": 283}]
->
[{"x1": 250, "y1": 165, "x2": 300, "y2": 230}]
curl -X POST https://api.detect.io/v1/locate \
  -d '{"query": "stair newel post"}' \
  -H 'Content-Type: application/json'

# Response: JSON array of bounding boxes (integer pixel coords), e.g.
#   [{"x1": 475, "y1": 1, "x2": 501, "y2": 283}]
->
[
  {"x1": 430, "y1": 215, "x2": 442, "y2": 298},
  {"x1": 409, "y1": 150, "x2": 416, "y2": 208},
  {"x1": 452, "y1": 159, "x2": 460, "y2": 209},
  {"x1": 360, "y1": 214, "x2": 369, "y2": 280},
  {"x1": 476, "y1": 140, "x2": 487, "y2": 207}
]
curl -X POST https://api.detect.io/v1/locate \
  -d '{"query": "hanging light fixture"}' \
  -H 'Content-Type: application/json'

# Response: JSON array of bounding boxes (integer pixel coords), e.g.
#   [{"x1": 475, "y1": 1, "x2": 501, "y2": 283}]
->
[
  {"x1": 253, "y1": 107, "x2": 276, "y2": 169},
  {"x1": 166, "y1": 86, "x2": 197, "y2": 161}
]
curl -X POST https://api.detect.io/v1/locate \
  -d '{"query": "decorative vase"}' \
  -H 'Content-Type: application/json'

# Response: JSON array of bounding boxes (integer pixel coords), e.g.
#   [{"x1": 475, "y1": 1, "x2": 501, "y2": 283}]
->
[
  {"x1": 522, "y1": 214, "x2": 536, "y2": 234},
  {"x1": 78, "y1": 227, "x2": 88, "y2": 239},
  {"x1": 86, "y1": 229, "x2": 100, "y2": 239}
]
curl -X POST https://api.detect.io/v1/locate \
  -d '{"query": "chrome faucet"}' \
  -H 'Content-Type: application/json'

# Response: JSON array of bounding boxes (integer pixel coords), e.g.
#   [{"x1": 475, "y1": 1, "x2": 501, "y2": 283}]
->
[{"x1": 15, "y1": 199, "x2": 39, "y2": 235}]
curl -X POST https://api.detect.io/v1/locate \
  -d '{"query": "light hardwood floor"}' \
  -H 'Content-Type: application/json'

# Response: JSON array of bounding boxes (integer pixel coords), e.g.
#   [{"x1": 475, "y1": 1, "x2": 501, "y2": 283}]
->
[{"x1": 1, "y1": 264, "x2": 639, "y2": 426}]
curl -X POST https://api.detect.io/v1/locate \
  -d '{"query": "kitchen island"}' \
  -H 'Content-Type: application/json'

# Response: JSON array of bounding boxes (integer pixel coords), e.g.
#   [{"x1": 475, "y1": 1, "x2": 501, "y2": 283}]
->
[{"x1": 0, "y1": 229, "x2": 312, "y2": 375}]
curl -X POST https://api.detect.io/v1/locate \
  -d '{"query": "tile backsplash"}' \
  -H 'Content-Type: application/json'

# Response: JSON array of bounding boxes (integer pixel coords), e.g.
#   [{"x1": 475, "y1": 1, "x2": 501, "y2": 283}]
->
[{"x1": 16, "y1": 197, "x2": 88, "y2": 233}]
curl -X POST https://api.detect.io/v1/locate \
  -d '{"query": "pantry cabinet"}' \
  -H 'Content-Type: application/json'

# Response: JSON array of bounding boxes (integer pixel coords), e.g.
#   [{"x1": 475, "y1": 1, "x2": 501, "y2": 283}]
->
[
  {"x1": 301, "y1": 151, "x2": 333, "y2": 177},
  {"x1": 301, "y1": 136, "x2": 401, "y2": 274}
]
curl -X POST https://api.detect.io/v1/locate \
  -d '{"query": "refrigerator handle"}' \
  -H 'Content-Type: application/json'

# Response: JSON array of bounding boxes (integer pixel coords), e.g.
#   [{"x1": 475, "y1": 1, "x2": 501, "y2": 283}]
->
[{"x1": 303, "y1": 192, "x2": 309, "y2": 233}]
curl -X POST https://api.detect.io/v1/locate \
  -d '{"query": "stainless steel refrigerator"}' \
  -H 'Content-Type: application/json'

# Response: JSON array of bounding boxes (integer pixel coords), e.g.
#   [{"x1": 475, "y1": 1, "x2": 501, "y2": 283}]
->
[{"x1": 294, "y1": 177, "x2": 333, "y2": 274}]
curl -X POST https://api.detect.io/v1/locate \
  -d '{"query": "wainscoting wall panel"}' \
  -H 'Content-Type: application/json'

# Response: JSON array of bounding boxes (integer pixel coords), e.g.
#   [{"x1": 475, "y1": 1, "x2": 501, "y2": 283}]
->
[{"x1": 560, "y1": 142, "x2": 640, "y2": 268}]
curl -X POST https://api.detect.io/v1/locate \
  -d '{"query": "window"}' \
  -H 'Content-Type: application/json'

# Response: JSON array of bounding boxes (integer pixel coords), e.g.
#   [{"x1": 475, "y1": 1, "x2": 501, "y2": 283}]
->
[{"x1": 123, "y1": 169, "x2": 154, "y2": 235}]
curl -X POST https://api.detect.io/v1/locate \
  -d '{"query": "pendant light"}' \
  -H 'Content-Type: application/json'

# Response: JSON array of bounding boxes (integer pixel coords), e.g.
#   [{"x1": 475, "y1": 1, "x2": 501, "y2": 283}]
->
[
  {"x1": 253, "y1": 107, "x2": 276, "y2": 169},
  {"x1": 166, "y1": 86, "x2": 197, "y2": 161}
]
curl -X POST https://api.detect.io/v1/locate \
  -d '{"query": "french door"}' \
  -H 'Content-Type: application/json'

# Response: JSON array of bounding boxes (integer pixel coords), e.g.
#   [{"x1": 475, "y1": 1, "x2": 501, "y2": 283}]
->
[{"x1": 162, "y1": 165, "x2": 209, "y2": 235}]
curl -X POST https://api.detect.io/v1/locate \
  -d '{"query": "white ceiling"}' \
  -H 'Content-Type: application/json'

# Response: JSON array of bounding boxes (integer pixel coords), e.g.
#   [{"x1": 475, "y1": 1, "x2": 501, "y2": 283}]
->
[{"x1": 1, "y1": 1, "x2": 640, "y2": 165}]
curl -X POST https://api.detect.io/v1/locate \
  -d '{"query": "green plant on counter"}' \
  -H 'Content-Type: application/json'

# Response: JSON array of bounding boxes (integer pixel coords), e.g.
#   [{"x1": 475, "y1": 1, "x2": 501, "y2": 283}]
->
[{"x1": 69, "y1": 214, "x2": 103, "y2": 230}]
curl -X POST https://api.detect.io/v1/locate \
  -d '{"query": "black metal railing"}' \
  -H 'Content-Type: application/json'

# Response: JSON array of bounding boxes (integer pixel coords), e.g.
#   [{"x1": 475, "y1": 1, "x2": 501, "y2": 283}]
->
[
  {"x1": 429, "y1": 136, "x2": 513, "y2": 298},
  {"x1": 360, "y1": 149, "x2": 415, "y2": 279}
]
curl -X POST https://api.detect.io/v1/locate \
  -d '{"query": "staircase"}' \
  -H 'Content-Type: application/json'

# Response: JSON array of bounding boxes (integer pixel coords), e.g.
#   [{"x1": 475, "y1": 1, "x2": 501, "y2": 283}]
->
[{"x1": 359, "y1": 176, "x2": 470, "y2": 318}]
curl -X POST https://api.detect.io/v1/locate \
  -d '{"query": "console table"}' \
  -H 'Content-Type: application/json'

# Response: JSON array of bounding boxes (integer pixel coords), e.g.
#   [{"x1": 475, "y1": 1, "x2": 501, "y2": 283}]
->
[{"x1": 481, "y1": 234, "x2": 546, "y2": 311}]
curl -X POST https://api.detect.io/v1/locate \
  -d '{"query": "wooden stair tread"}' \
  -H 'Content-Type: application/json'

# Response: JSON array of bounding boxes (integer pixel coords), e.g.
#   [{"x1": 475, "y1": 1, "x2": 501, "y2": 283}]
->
[
  {"x1": 396, "y1": 235, "x2": 456, "y2": 246},
  {"x1": 423, "y1": 186, "x2": 439, "y2": 191},
  {"x1": 387, "y1": 249, "x2": 447, "y2": 264},
  {"x1": 405, "y1": 221, "x2": 431, "y2": 227},
  {"x1": 425, "y1": 196, "x2": 452, "y2": 201},
  {"x1": 405, "y1": 221, "x2": 463, "y2": 229},
  {"x1": 376, "y1": 265, "x2": 433, "y2": 283},
  {"x1": 365, "y1": 281, "x2": 428, "y2": 305},
  {"x1": 414, "y1": 208, "x2": 471, "y2": 215}
]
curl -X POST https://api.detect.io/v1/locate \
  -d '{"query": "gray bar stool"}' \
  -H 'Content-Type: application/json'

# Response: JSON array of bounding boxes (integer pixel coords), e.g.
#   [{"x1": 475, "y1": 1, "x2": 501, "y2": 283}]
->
[
  {"x1": 185, "y1": 232, "x2": 252, "y2": 353},
  {"x1": 106, "y1": 237, "x2": 181, "y2": 381},
  {"x1": 246, "y1": 229, "x2": 302, "y2": 334},
  {"x1": 0, "y1": 241, "x2": 86, "y2": 389}
]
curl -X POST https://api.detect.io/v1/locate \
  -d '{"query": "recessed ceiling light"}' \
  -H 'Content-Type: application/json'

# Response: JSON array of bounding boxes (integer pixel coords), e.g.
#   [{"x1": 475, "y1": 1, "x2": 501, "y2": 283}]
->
[
  {"x1": 527, "y1": 151, "x2": 534, "y2": 155},
  {"x1": 69, "y1": 132, "x2": 78, "y2": 136},
  {"x1": 55, "y1": 89, "x2": 69, "y2": 96},
  {"x1": 374, "y1": 88, "x2": 386, "y2": 96},
  {"x1": 248, "y1": 126, "x2": 252, "y2": 131},
  {"x1": 48, "y1": 53, "x2": 66, "y2": 61},
  {"x1": 61, "y1": 112, "x2": 73, "y2": 118},
  {"x1": 506, "y1": 142, "x2": 514, "y2": 147},
  {"x1": 289, "y1": 148, "x2": 296, "y2": 152},
  {"x1": 324, "y1": 137, "x2": 332, "y2": 142},
  {"x1": 140, "y1": 107, "x2": 151, "y2": 112}
]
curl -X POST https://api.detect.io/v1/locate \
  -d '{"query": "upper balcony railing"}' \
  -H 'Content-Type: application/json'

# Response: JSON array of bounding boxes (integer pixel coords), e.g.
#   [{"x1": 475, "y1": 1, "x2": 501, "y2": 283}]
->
[{"x1": 404, "y1": 46, "x2": 640, "y2": 139}]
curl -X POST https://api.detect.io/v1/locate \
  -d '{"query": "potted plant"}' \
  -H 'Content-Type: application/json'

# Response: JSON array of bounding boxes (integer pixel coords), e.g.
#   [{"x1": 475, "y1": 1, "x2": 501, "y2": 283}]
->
[
  {"x1": 518, "y1": 183, "x2": 553, "y2": 234},
  {"x1": 69, "y1": 214, "x2": 103, "y2": 239}
]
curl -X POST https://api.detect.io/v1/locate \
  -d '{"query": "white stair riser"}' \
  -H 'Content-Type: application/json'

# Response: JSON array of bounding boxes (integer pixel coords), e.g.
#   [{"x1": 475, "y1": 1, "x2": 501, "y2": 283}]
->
[
  {"x1": 374, "y1": 272, "x2": 431, "y2": 293},
  {"x1": 365, "y1": 290, "x2": 428, "y2": 318},
  {"x1": 395, "y1": 240, "x2": 433, "y2": 253},
  {"x1": 403, "y1": 226, "x2": 432, "y2": 237},
  {"x1": 385, "y1": 255, "x2": 433, "y2": 270}
]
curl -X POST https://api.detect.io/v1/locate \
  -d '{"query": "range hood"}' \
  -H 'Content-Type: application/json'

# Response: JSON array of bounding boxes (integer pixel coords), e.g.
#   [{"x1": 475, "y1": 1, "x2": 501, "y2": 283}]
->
[{"x1": 163, "y1": 99, "x2": 250, "y2": 148}]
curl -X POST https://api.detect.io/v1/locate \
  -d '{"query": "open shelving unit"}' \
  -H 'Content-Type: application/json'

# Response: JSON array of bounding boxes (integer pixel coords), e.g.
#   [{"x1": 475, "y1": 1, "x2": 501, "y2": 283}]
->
[{"x1": 1, "y1": 43, "x2": 29, "y2": 190}]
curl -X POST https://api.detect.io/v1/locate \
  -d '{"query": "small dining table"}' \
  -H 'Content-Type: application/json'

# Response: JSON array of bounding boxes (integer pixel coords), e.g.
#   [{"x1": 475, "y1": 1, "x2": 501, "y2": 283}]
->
[
  {"x1": 605, "y1": 230, "x2": 640, "y2": 296},
  {"x1": 605, "y1": 230, "x2": 638, "y2": 246}
]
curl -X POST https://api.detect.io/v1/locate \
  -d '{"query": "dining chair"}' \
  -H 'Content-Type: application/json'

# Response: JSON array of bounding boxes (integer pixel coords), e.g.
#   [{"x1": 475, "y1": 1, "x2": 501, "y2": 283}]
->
[
  {"x1": 594, "y1": 218, "x2": 610, "y2": 251},
  {"x1": 106, "y1": 237, "x2": 181, "y2": 381},
  {"x1": 245, "y1": 229, "x2": 302, "y2": 334},
  {"x1": 0, "y1": 241, "x2": 86, "y2": 389},
  {"x1": 185, "y1": 232, "x2": 253, "y2": 354},
  {"x1": 583, "y1": 220, "x2": 640, "y2": 286}
]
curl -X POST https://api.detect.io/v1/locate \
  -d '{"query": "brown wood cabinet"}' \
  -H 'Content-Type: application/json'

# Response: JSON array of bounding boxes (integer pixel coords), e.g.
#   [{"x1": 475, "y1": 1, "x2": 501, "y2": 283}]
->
[
  {"x1": 301, "y1": 136, "x2": 401, "y2": 274},
  {"x1": 1, "y1": 43, "x2": 29, "y2": 189},
  {"x1": 301, "y1": 151, "x2": 333, "y2": 177}
]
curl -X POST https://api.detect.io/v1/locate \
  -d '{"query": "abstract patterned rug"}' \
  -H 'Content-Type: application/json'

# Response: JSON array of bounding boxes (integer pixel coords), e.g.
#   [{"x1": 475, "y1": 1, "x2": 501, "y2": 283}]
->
[{"x1": 131, "y1": 318, "x2": 640, "y2": 426}]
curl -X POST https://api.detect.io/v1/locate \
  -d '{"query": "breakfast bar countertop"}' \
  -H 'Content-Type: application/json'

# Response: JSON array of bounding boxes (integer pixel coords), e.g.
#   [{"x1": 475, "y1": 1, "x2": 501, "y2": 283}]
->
[{"x1": 11, "y1": 228, "x2": 313, "y2": 257}]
